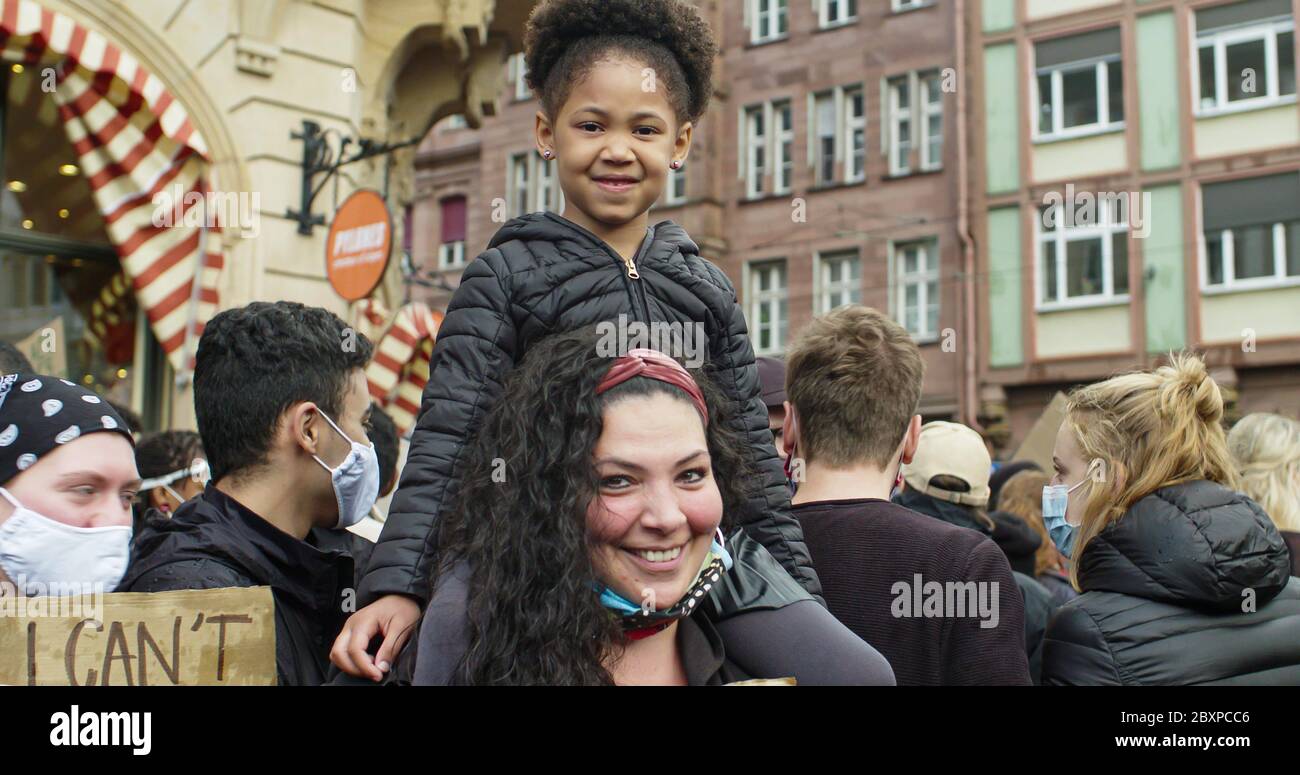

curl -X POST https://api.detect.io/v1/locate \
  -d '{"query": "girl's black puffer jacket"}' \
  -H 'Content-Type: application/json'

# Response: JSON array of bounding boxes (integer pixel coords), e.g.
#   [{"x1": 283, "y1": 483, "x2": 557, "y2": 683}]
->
[
  {"x1": 356, "y1": 212, "x2": 822, "y2": 608},
  {"x1": 1043, "y1": 479, "x2": 1300, "y2": 685}
]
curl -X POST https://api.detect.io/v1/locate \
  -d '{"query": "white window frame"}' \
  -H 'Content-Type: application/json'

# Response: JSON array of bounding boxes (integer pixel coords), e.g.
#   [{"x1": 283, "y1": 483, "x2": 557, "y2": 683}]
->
[
  {"x1": 508, "y1": 153, "x2": 530, "y2": 218},
  {"x1": 1035, "y1": 199, "x2": 1132, "y2": 311},
  {"x1": 819, "y1": 0, "x2": 857, "y2": 29},
  {"x1": 811, "y1": 90, "x2": 840, "y2": 186},
  {"x1": 886, "y1": 71, "x2": 943, "y2": 175},
  {"x1": 775, "y1": 100, "x2": 793, "y2": 194},
  {"x1": 810, "y1": 85, "x2": 865, "y2": 185},
  {"x1": 665, "y1": 161, "x2": 687, "y2": 205},
  {"x1": 920, "y1": 72, "x2": 944, "y2": 171},
  {"x1": 745, "y1": 259, "x2": 788, "y2": 356},
  {"x1": 537, "y1": 156, "x2": 559, "y2": 213},
  {"x1": 749, "y1": 0, "x2": 789, "y2": 44},
  {"x1": 893, "y1": 239, "x2": 941, "y2": 341},
  {"x1": 1194, "y1": 16, "x2": 1295, "y2": 117},
  {"x1": 846, "y1": 86, "x2": 866, "y2": 182},
  {"x1": 892, "y1": 0, "x2": 926, "y2": 11},
  {"x1": 1200, "y1": 219, "x2": 1300, "y2": 293},
  {"x1": 744, "y1": 105, "x2": 767, "y2": 199},
  {"x1": 814, "y1": 249, "x2": 861, "y2": 312},
  {"x1": 743, "y1": 101, "x2": 792, "y2": 198},
  {"x1": 1033, "y1": 55, "x2": 1125, "y2": 141},
  {"x1": 438, "y1": 241, "x2": 466, "y2": 269},
  {"x1": 510, "y1": 53, "x2": 531, "y2": 101},
  {"x1": 507, "y1": 153, "x2": 564, "y2": 217},
  {"x1": 888, "y1": 75, "x2": 912, "y2": 175}
]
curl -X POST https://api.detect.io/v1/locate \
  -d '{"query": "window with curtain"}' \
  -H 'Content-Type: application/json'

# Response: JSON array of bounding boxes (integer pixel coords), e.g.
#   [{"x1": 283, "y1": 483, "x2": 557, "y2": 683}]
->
[{"x1": 438, "y1": 196, "x2": 467, "y2": 269}]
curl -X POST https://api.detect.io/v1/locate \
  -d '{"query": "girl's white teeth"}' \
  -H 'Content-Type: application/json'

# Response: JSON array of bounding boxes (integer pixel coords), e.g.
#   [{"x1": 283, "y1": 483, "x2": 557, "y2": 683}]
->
[{"x1": 636, "y1": 546, "x2": 681, "y2": 563}]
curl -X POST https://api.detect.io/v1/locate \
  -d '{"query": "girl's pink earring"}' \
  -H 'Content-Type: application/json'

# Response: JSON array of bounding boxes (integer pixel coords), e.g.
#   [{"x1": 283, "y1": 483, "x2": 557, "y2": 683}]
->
[
  {"x1": 542, "y1": 149, "x2": 553, "y2": 159},
  {"x1": 670, "y1": 159, "x2": 682, "y2": 169}
]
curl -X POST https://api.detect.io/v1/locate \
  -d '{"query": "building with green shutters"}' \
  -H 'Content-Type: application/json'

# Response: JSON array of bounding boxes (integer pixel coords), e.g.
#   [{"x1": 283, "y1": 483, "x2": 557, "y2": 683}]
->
[{"x1": 972, "y1": 0, "x2": 1300, "y2": 451}]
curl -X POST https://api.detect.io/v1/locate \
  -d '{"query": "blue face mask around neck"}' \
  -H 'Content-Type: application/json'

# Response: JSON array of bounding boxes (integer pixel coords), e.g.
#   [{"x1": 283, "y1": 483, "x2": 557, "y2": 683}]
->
[{"x1": 595, "y1": 529, "x2": 734, "y2": 619}]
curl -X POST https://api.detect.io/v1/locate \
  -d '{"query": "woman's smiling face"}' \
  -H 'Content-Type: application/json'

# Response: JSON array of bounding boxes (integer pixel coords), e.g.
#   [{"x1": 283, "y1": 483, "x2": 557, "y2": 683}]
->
[
  {"x1": 586, "y1": 391, "x2": 721, "y2": 613},
  {"x1": 537, "y1": 54, "x2": 692, "y2": 228}
]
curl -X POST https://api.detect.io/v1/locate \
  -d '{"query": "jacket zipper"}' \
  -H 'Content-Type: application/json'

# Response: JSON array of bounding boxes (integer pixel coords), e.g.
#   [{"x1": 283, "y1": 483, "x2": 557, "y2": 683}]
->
[{"x1": 624, "y1": 229, "x2": 652, "y2": 323}]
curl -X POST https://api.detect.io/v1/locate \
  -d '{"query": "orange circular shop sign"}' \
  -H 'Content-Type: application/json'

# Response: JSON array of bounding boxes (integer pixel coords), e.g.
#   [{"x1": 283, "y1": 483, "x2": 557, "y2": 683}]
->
[{"x1": 326, "y1": 189, "x2": 392, "y2": 301}]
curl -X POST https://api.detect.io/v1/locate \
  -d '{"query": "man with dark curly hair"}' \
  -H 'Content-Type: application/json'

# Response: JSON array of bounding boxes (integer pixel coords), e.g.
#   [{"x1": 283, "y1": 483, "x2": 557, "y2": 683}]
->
[{"x1": 120, "y1": 301, "x2": 379, "y2": 686}]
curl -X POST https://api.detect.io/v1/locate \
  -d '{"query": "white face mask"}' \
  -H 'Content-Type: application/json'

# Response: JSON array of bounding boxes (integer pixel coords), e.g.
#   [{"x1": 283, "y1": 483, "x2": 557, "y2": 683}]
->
[
  {"x1": 0, "y1": 487, "x2": 133, "y2": 591},
  {"x1": 311, "y1": 409, "x2": 379, "y2": 529}
]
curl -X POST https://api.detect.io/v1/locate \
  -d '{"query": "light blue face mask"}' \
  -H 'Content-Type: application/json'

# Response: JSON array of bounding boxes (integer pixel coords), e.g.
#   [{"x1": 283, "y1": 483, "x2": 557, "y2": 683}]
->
[
  {"x1": 1042, "y1": 479, "x2": 1088, "y2": 557},
  {"x1": 596, "y1": 528, "x2": 734, "y2": 617}
]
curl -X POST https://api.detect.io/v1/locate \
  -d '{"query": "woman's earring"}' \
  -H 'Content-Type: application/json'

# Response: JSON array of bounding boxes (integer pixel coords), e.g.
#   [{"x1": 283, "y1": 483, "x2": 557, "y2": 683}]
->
[
  {"x1": 542, "y1": 149, "x2": 553, "y2": 159},
  {"x1": 670, "y1": 159, "x2": 682, "y2": 169}
]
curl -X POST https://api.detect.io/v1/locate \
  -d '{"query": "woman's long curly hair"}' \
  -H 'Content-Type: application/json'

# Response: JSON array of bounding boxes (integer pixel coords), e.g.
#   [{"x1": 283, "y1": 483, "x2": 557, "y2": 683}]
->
[{"x1": 436, "y1": 325, "x2": 753, "y2": 685}]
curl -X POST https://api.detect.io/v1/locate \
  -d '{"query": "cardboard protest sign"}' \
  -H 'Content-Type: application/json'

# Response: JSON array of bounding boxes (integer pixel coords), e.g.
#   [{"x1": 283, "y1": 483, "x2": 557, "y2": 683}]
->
[
  {"x1": 0, "y1": 586, "x2": 276, "y2": 686},
  {"x1": 1012, "y1": 391, "x2": 1068, "y2": 472}
]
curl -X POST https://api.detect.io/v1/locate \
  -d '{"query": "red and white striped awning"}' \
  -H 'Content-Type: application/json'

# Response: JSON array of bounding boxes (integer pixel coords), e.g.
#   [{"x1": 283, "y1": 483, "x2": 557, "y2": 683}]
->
[
  {"x1": 0, "y1": 0, "x2": 224, "y2": 374},
  {"x1": 365, "y1": 301, "x2": 444, "y2": 434}
]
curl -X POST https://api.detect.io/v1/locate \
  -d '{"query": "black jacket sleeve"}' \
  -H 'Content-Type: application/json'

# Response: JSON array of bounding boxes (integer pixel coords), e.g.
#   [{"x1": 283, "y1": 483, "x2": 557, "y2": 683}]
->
[
  {"x1": 357, "y1": 253, "x2": 517, "y2": 606},
  {"x1": 709, "y1": 269, "x2": 823, "y2": 604},
  {"x1": 1042, "y1": 601, "x2": 1125, "y2": 685}
]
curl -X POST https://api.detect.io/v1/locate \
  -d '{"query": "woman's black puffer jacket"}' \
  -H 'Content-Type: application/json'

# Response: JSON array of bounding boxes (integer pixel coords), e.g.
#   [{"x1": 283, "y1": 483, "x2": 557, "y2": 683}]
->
[
  {"x1": 1042, "y1": 479, "x2": 1300, "y2": 685},
  {"x1": 357, "y1": 212, "x2": 822, "y2": 608}
]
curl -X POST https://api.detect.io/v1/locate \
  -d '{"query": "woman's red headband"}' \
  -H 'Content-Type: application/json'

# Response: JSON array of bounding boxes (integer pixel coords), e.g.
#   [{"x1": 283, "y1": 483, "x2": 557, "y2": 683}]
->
[{"x1": 595, "y1": 348, "x2": 709, "y2": 425}]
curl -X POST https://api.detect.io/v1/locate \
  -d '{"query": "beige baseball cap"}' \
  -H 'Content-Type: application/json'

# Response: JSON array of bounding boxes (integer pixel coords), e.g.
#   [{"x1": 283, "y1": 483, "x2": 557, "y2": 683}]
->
[{"x1": 901, "y1": 421, "x2": 992, "y2": 507}]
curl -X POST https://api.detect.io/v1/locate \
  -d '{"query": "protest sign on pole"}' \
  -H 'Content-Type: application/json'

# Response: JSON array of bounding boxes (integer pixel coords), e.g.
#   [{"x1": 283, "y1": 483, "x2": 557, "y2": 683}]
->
[{"x1": 0, "y1": 586, "x2": 277, "y2": 686}]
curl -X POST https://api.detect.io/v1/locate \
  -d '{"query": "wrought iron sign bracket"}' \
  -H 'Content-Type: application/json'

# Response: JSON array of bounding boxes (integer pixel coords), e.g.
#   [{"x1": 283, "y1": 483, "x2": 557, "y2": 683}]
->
[{"x1": 287, "y1": 119, "x2": 421, "y2": 236}]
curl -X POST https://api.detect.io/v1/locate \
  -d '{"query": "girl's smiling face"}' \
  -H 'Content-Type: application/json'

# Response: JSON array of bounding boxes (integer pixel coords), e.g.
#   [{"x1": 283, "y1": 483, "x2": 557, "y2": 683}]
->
[{"x1": 536, "y1": 55, "x2": 693, "y2": 230}]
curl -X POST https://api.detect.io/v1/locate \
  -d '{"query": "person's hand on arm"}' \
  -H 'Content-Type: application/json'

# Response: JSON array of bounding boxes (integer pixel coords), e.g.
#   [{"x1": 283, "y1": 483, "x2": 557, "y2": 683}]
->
[{"x1": 330, "y1": 593, "x2": 421, "y2": 680}]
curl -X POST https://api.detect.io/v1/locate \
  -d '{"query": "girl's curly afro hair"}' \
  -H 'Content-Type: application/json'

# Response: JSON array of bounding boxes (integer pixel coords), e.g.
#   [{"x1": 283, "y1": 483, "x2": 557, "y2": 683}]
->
[{"x1": 523, "y1": 0, "x2": 717, "y2": 126}]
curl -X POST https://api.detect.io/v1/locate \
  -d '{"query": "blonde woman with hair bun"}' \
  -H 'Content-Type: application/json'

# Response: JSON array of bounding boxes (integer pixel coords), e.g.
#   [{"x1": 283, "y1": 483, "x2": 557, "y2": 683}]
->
[
  {"x1": 1228, "y1": 412, "x2": 1300, "y2": 576},
  {"x1": 1041, "y1": 353, "x2": 1300, "y2": 685}
]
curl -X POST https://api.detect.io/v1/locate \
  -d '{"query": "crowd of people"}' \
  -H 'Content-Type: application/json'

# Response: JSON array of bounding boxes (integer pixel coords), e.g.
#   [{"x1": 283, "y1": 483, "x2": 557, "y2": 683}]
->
[
  {"x1": 2, "y1": 0, "x2": 1299, "y2": 685},
  {"x1": 4, "y1": 296, "x2": 1299, "y2": 685}
]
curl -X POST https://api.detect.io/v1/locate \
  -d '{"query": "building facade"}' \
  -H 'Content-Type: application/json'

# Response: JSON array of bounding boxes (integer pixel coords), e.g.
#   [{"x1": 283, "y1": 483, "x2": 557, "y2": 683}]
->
[
  {"x1": 414, "y1": 0, "x2": 975, "y2": 426},
  {"x1": 1, "y1": 0, "x2": 533, "y2": 430},
  {"x1": 973, "y1": 0, "x2": 1300, "y2": 452}
]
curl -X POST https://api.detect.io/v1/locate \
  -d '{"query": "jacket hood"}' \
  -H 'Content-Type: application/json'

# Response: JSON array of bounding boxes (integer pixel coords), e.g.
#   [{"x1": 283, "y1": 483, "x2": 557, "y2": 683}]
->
[
  {"x1": 487, "y1": 211, "x2": 700, "y2": 263},
  {"x1": 990, "y1": 511, "x2": 1043, "y2": 576},
  {"x1": 895, "y1": 488, "x2": 991, "y2": 535},
  {"x1": 1077, "y1": 479, "x2": 1292, "y2": 611}
]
